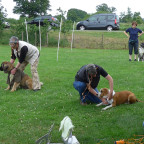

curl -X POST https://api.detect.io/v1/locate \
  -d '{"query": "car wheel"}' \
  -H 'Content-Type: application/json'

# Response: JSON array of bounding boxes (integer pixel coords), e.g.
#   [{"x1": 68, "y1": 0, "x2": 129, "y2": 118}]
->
[
  {"x1": 107, "y1": 26, "x2": 113, "y2": 31},
  {"x1": 79, "y1": 25, "x2": 85, "y2": 30}
]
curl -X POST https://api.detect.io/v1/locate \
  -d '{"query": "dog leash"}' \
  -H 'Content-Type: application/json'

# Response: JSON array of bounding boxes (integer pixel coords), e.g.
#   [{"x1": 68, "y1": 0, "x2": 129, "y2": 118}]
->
[
  {"x1": 82, "y1": 67, "x2": 98, "y2": 101},
  {"x1": 82, "y1": 76, "x2": 92, "y2": 101}
]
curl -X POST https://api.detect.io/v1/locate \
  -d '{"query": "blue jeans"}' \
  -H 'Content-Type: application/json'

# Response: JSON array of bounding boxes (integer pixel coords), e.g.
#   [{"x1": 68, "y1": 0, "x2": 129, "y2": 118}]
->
[
  {"x1": 73, "y1": 81, "x2": 102, "y2": 104},
  {"x1": 129, "y1": 40, "x2": 138, "y2": 55}
]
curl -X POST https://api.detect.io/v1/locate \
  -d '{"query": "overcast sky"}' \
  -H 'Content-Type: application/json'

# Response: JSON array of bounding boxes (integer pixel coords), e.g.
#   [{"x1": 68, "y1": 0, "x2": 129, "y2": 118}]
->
[{"x1": 1, "y1": 0, "x2": 144, "y2": 19}]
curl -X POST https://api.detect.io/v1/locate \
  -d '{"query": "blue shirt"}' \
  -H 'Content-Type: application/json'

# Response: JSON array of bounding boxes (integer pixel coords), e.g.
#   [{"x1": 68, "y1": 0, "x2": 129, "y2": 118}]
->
[{"x1": 125, "y1": 27, "x2": 142, "y2": 41}]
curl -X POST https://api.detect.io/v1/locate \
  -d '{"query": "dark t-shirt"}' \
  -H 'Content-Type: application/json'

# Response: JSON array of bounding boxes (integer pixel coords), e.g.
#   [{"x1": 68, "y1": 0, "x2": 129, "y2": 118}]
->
[
  {"x1": 75, "y1": 64, "x2": 108, "y2": 88},
  {"x1": 125, "y1": 27, "x2": 142, "y2": 41}
]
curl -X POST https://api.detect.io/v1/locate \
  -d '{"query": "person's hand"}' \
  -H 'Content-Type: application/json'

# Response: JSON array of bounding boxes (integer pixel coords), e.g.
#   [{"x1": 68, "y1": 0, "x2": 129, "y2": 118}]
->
[
  {"x1": 11, "y1": 68, "x2": 17, "y2": 75},
  {"x1": 101, "y1": 98, "x2": 108, "y2": 105},
  {"x1": 107, "y1": 93, "x2": 113, "y2": 100},
  {"x1": 95, "y1": 92, "x2": 98, "y2": 96}
]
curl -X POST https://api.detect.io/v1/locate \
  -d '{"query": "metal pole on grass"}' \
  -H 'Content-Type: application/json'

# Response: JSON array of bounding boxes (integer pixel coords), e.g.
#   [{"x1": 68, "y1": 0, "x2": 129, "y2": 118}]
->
[
  {"x1": 25, "y1": 19, "x2": 29, "y2": 43},
  {"x1": 57, "y1": 17, "x2": 62, "y2": 61},
  {"x1": 71, "y1": 21, "x2": 75, "y2": 51},
  {"x1": 39, "y1": 20, "x2": 41, "y2": 51}
]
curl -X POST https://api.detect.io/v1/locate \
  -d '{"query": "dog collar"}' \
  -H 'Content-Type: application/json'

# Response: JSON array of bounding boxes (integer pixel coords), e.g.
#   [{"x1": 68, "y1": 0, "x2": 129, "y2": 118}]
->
[{"x1": 106, "y1": 90, "x2": 115, "y2": 104}]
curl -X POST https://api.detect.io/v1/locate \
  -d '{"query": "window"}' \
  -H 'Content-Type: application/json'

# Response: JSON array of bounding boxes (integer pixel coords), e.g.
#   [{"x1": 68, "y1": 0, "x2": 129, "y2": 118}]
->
[
  {"x1": 89, "y1": 16, "x2": 98, "y2": 22},
  {"x1": 116, "y1": 15, "x2": 119, "y2": 21},
  {"x1": 98, "y1": 15, "x2": 107, "y2": 21},
  {"x1": 107, "y1": 15, "x2": 114, "y2": 20},
  {"x1": 34, "y1": 17, "x2": 41, "y2": 22}
]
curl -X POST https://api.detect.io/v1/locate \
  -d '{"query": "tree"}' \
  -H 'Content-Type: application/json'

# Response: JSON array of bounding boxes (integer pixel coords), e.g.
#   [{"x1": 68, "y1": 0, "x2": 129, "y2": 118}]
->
[
  {"x1": 133, "y1": 12, "x2": 143, "y2": 24},
  {"x1": 119, "y1": 9, "x2": 143, "y2": 23},
  {"x1": 119, "y1": 8, "x2": 133, "y2": 22},
  {"x1": 13, "y1": 0, "x2": 51, "y2": 18},
  {"x1": 67, "y1": 8, "x2": 87, "y2": 22},
  {"x1": 56, "y1": 7, "x2": 72, "y2": 35},
  {"x1": 119, "y1": 12, "x2": 126, "y2": 22},
  {"x1": 0, "y1": 1, "x2": 7, "y2": 29},
  {"x1": 96, "y1": 3, "x2": 116, "y2": 13},
  {"x1": 126, "y1": 7, "x2": 133, "y2": 22},
  {"x1": 56, "y1": 7, "x2": 66, "y2": 21}
]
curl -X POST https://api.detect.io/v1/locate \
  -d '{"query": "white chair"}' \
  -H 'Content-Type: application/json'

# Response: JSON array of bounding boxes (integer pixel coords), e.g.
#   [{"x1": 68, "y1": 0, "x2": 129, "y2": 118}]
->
[{"x1": 59, "y1": 116, "x2": 80, "y2": 144}]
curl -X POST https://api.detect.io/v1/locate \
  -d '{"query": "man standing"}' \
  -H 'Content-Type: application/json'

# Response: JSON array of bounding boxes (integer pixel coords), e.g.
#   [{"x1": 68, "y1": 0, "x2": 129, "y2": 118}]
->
[
  {"x1": 73, "y1": 64, "x2": 113, "y2": 105},
  {"x1": 9, "y1": 36, "x2": 42, "y2": 91}
]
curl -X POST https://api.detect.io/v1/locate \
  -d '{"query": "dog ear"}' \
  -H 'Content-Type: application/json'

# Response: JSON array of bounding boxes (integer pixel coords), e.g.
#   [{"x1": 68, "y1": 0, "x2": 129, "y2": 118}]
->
[{"x1": 0, "y1": 63, "x2": 4, "y2": 71}]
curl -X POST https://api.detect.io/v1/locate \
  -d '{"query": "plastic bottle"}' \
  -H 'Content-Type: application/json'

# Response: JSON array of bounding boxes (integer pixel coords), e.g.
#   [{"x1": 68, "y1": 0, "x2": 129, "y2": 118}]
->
[{"x1": 115, "y1": 140, "x2": 125, "y2": 144}]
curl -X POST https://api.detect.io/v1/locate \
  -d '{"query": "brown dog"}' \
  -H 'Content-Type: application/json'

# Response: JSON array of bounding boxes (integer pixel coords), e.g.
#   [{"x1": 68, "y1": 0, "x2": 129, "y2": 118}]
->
[
  {"x1": 96, "y1": 88, "x2": 138, "y2": 110},
  {"x1": 0, "y1": 61, "x2": 32, "y2": 92}
]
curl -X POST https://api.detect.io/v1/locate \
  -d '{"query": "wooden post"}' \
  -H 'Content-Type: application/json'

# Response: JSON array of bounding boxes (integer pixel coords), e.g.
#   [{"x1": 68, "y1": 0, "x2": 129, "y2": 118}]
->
[
  {"x1": 71, "y1": 21, "x2": 75, "y2": 51},
  {"x1": 57, "y1": 17, "x2": 62, "y2": 61},
  {"x1": 22, "y1": 32, "x2": 23, "y2": 41},
  {"x1": 47, "y1": 32, "x2": 48, "y2": 47},
  {"x1": 39, "y1": 20, "x2": 41, "y2": 51},
  {"x1": 35, "y1": 32, "x2": 37, "y2": 46},
  {"x1": 102, "y1": 34, "x2": 104, "y2": 49},
  {"x1": 73, "y1": 32, "x2": 75, "y2": 48},
  {"x1": 25, "y1": 19, "x2": 29, "y2": 43}
]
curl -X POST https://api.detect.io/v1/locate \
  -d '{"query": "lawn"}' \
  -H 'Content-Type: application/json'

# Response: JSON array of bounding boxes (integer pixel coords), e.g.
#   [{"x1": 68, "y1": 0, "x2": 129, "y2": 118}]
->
[{"x1": 0, "y1": 45, "x2": 144, "y2": 144}]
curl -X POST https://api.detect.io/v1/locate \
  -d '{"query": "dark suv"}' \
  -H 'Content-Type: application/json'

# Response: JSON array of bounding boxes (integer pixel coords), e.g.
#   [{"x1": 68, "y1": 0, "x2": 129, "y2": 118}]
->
[
  {"x1": 27, "y1": 15, "x2": 59, "y2": 28},
  {"x1": 76, "y1": 13, "x2": 119, "y2": 31}
]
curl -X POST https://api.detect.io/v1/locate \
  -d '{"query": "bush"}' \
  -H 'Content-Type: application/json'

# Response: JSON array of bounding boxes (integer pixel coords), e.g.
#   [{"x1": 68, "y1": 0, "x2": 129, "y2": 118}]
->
[{"x1": 120, "y1": 23, "x2": 144, "y2": 31}]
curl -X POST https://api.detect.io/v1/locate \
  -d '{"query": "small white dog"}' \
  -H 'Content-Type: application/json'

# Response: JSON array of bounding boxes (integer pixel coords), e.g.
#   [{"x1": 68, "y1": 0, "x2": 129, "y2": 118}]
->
[{"x1": 138, "y1": 43, "x2": 144, "y2": 62}]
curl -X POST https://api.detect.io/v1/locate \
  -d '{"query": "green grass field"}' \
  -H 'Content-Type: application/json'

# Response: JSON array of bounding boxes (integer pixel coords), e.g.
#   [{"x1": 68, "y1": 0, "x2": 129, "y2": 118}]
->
[{"x1": 0, "y1": 45, "x2": 144, "y2": 144}]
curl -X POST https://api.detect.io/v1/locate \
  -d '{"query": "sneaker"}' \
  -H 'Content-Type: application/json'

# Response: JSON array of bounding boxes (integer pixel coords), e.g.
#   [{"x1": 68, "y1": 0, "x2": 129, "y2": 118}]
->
[
  {"x1": 80, "y1": 101, "x2": 87, "y2": 105},
  {"x1": 40, "y1": 82, "x2": 43, "y2": 86},
  {"x1": 134, "y1": 59, "x2": 137, "y2": 61},
  {"x1": 129, "y1": 59, "x2": 132, "y2": 61}
]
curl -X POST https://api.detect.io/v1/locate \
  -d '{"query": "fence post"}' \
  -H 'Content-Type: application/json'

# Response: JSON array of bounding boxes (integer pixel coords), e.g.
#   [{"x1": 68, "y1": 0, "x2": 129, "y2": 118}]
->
[
  {"x1": 102, "y1": 34, "x2": 104, "y2": 49},
  {"x1": 22, "y1": 32, "x2": 23, "y2": 41},
  {"x1": 35, "y1": 32, "x2": 37, "y2": 46},
  {"x1": 47, "y1": 32, "x2": 48, "y2": 47},
  {"x1": 73, "y1": 32, "x2": 75, "y2": 48}
]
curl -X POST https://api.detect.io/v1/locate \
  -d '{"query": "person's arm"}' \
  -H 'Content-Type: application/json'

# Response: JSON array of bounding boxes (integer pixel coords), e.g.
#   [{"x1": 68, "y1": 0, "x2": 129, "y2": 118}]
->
[
  {"x1": 10, "y1": 59, "x2": 15, "y2": 64},
  {"x1": 124, "y1": 31, "x2": 129, "y2": 38},
  {"x1": 10, "y1": 49, "x2": 16, "y2": 63},
  {"x1": 19, "y1": 46, "x2": 28, "y2": 63},
  {"x1": 86, "y1": 83, "x2": 98, "y2": 96},
  {"x1": 11, "y1": 62, "x2": 21, "y2": 75},
  {"x1": 86, "y1": 82, "x2": 108, "y2": 105},
  {"x1": 105, "y1": 74, "x2": 113, "y2": 100},
  {"x1": 138, "y1": 31, "x2": 143, "y2": 37},
  {"x1": 15, "y1": 62, "x2": 21, "y2": 69},
  {"x1": 11, "y1": 46, "x2": 28, "y2": 75}
]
